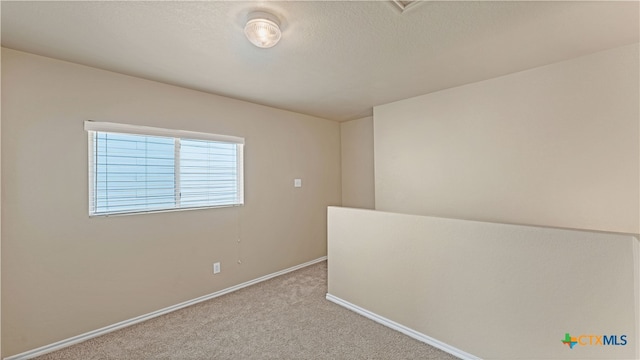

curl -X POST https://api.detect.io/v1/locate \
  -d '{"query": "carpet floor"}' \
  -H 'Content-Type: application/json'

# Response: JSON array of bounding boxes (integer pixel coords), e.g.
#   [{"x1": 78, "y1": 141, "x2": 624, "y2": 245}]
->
[{"x1": 34, "y1": 261, "x2": 459, "y2": 359}]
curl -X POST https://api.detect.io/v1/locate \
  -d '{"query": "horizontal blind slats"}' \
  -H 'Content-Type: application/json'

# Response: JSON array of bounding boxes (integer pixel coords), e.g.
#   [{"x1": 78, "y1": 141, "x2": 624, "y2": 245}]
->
[
  {"x1": 88, "y1": 127, "x2": 243, "y2": 216},
  {"x1": 179, "y1": 139, "x2": 239, "y2": 208}
]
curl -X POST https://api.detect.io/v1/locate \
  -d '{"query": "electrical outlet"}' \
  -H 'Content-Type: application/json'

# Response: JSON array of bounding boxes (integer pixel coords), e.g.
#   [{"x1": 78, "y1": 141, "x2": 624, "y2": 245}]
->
[{"x1": 213, "y1": 262, "x2": 221, "y2": 274}]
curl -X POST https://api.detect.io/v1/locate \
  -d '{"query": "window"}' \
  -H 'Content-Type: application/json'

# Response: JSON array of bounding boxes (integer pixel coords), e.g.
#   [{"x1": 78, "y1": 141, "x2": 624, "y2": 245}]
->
[{"x1": 85, "y1": 121, "x2": 244, "y2": 216}]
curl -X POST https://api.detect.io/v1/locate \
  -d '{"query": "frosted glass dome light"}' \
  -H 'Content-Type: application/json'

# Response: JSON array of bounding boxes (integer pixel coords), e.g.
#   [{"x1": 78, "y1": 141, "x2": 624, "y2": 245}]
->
[{"x1": 244, "y1": 12, "x2": 281, "y2": 49}]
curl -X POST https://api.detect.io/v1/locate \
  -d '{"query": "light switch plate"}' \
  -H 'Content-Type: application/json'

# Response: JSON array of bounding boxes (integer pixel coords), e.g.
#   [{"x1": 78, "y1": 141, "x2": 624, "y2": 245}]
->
[{"x1": 294, "y1": 179, "x2": 302, "y2": 187}]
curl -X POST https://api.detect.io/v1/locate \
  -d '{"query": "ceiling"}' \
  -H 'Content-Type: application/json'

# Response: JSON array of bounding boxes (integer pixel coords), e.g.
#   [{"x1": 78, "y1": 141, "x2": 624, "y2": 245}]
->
[{"x1": 2, "y1": 1, "x2": 638, "y2": 122}]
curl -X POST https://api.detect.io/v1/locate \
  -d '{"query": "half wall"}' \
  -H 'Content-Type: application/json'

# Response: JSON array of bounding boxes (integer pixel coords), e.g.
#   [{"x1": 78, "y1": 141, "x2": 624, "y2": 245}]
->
[{"x1": 327, "y1": 207, "x2": 638, "y2": 359}]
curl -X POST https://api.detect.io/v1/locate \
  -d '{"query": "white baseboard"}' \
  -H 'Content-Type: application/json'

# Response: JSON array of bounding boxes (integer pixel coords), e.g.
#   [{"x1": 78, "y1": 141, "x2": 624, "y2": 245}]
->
[
  {"x1": 4, "y1": 257, "x2": 327, "y2": 360},
  {"x1": 325, "y1": 293, "x2": 480, "y2": 360}
]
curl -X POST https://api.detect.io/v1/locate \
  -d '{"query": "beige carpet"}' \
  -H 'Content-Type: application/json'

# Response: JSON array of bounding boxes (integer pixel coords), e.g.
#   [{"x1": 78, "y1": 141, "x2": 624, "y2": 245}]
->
[{"x1": 35, "y1": 261, "x2": 459, "y2": 359}]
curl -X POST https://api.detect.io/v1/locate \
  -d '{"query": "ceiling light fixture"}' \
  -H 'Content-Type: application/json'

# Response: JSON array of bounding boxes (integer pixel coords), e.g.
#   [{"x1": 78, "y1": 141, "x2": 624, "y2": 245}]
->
[{"x1": 244, "y1": 12, "x2": 282, "y2": 49}]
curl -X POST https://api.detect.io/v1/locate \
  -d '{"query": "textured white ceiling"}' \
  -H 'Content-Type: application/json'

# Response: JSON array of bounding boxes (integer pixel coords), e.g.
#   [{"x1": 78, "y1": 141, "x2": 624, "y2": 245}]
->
[{"x1": 2, "y1": 1, "x2": 638, "y2": 121}]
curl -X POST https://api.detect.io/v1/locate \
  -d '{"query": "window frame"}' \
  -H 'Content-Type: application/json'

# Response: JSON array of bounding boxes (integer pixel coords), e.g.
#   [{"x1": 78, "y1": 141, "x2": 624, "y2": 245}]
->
[{"x1": 85, "y1": 121, "x2": 244, "y2": 217}]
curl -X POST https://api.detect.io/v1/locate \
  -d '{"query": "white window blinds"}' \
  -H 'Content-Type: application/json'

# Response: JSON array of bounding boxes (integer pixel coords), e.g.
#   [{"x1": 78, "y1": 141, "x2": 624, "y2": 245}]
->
[{"x1": 85, "y1": 121, "x2": 244, "y2": 216}]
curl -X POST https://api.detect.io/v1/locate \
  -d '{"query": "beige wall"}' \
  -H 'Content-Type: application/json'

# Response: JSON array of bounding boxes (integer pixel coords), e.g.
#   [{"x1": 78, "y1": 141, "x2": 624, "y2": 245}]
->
[
  {"x1": 328, "y1": 207, "x2": 638, "y2": 359},
  {"x1": 0, "y1": 48, "x2": 341, "y2": 357},
  {"x1": 340, "y1": 116, "x2": 374, "y2": 209},
  {"x1": 0, "y1": 9, "x2": 2, "y2": 360},
  {"x1": 374, "y1": 43, "x2": 639, "y2": 234}
]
